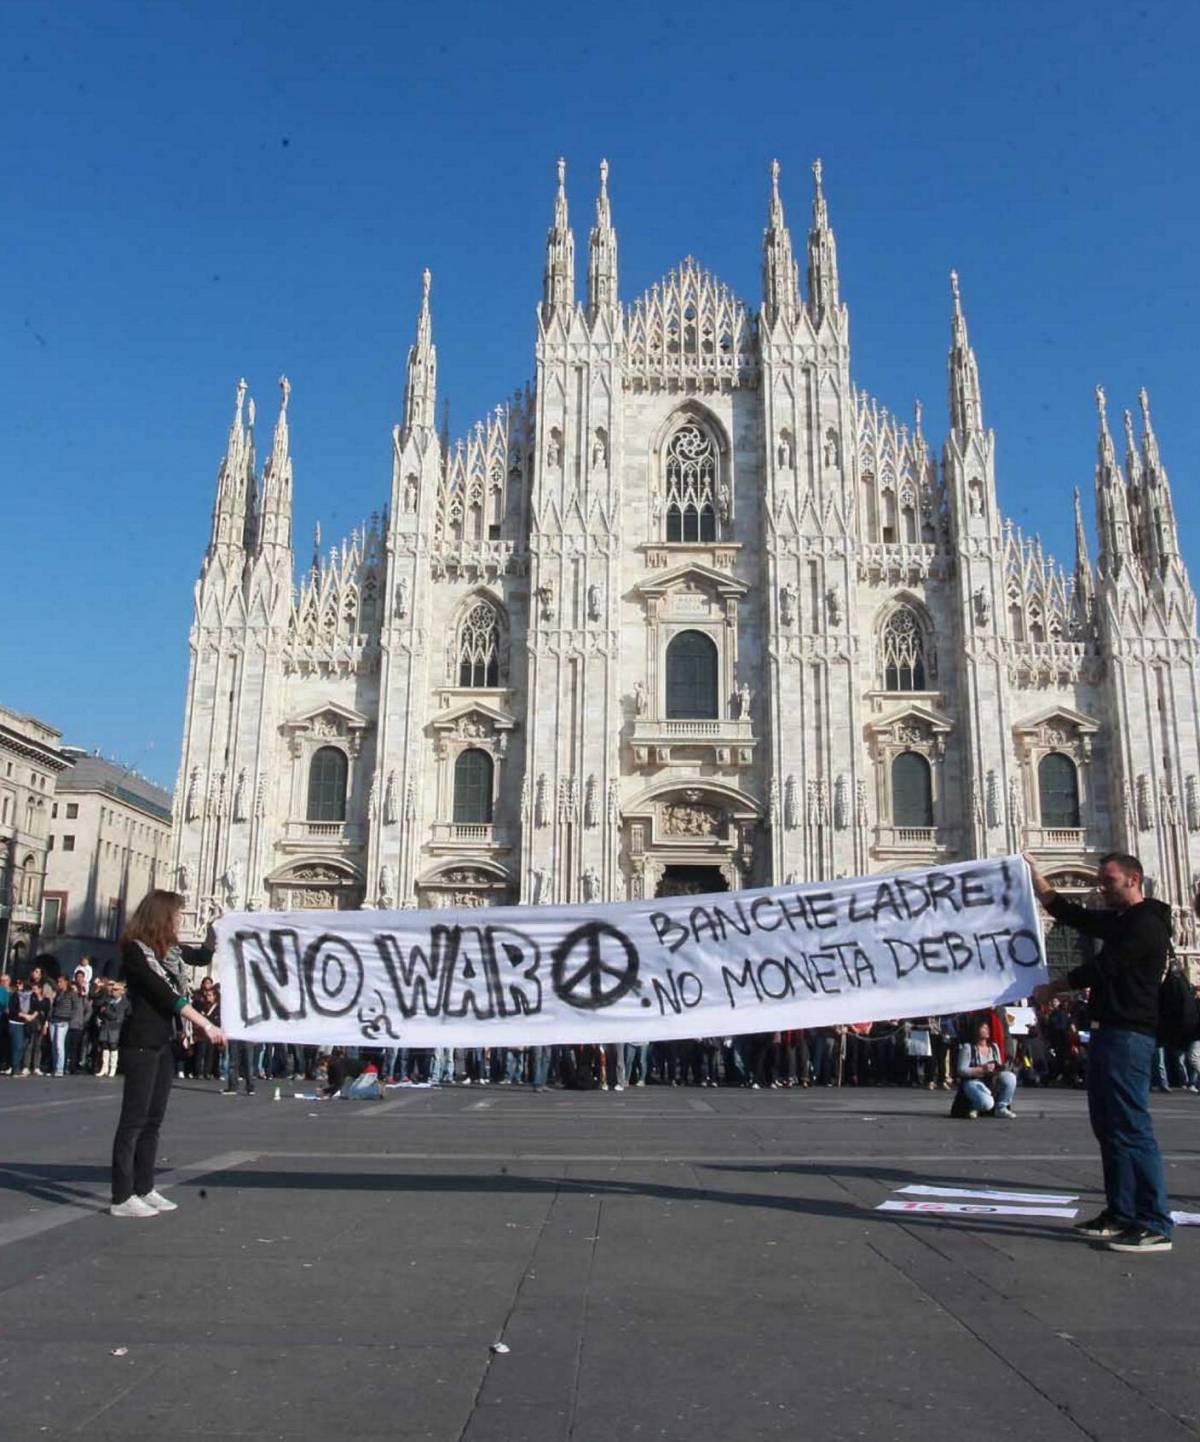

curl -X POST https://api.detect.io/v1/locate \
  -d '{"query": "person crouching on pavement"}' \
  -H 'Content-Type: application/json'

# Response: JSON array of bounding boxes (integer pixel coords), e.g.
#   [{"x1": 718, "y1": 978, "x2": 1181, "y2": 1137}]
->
[
  {"x1": 1026, "y1": 851, "x2": 1173, "y2": 1254},
  {"x1": 955, "y1": 1018, "x2": 1017, "y2": 1118}
]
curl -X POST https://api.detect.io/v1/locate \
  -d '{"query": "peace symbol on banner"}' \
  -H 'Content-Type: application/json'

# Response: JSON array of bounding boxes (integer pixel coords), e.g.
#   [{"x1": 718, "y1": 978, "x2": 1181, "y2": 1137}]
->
[{"x1": 550, "y1": 920, "x2": 641, "y2": 1011}]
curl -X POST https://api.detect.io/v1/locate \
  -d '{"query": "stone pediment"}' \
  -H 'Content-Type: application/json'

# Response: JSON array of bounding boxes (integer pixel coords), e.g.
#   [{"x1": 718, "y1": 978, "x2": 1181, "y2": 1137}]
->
[
  {"x1": 868, "y1": 701, "x2": 954, "y2": 734},
  {"x1": 285, "y1": 701, "x2": 371, "y2": 731},
  {"x1": 1013, "y1": 704, "x2": 1098, "y2": 762},
  {"x1": 282, "y1": 702, "x2": 371, "y2": 754},
  {"x1": 1013, "y1": 704, "x2": 1099, "y2": 739},
  {"x1": 866, "y1": 703, "x2": 954, "y2": 755},
  {"x1": 430, "y1": 700, "x2": 517, "y2": 736},
  {"x1": 634, "y1": 562, "x2": 749, "y2": 600}
]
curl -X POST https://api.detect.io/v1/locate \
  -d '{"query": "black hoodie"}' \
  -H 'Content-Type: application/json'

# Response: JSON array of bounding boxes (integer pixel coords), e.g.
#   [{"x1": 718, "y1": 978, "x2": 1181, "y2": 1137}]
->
[{"x1": 1047, "y1": 894, "x2": 1171, "y2": 1037}]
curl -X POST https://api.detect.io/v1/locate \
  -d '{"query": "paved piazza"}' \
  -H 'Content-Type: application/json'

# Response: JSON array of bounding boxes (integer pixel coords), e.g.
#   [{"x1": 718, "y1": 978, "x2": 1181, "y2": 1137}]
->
[{"x1": 1, "y1": 1080, "x2": 1197, "y2": 1441}]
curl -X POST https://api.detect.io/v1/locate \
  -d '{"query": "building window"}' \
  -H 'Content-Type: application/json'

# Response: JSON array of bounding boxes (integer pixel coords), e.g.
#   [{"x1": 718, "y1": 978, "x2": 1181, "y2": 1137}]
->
[
  {"x1": 881, "y1": 606, "x2": 927, "y2": 691},
  {"x1": 1038, "y1": 753, "x2": 1081, "y2": 828},
  {"x1": 664, "y1": 423, "x2": 718, "y2": 543},
  {"x1": 457, "y1": 602, "x2": 501, "y2": 687},
  {"x1": 51, "y1": 803, "x2": 58, "y2": 819},
  {"x1": 66, "y1": 802, "x2": 78, "y2": 819},
  {"x1": 453, "y1": 748, "x2": 494, "y2": 824},
  {"x1": 42, "y1": 896, "x2": 63, "y2": 936},
  {"x1": 21, "y1": 855, "x2": 39, "y2": 908},
  {"x1": 892, "y1": 752, "x2": 933, "y2": 827},
  {"x1": 105, "y1": 900, "x2": 122, "y2": 940},
  {"x1": 307, "y1": 747, "x2": 349, "y2": 822},
  {"x1": 665, "y1": 630, "x2": 720, "y2": 719},
  {"x1": 62, "y1": 835, "x2": 76, "y2": 852}
]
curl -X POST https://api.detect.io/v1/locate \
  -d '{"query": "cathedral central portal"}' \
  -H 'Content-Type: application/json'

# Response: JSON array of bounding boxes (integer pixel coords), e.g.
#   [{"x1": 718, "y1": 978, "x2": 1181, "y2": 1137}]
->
[{"x1": 655, "y1": 865, "x2": 728, "y2": 899}]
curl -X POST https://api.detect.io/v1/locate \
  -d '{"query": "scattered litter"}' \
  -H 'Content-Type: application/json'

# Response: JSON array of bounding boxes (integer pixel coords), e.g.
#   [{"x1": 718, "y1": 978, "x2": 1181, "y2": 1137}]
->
[
  {"x1": 273, "y1": 1086, "x2": 281, "y2": 1102},
  {"x1": 111, "y1": 1348, "x2": 128, "y2": 1357},
  {"x1": 877, "y1": 1199, "x2": 1077, "y2": 1219},
  {"x1": 1055, "y1": 1332, "x2": 1075, "y2": 1340},
  {"x1": 1171, "y1": 1210, "x2": 1200, "y2": 1226},
  {"x1": 294, "y1": 1092, "x2": 324, "y2": 1101},
  {"x1": 861, "y1": 1116, "x2": 877, "y2": 1122},
  {"x1": 256, "y1": 1238, "x2": 277, "y2": 1244},
  {"x1": 899, "y1": 1184, "x2": 1079, "y2": 1206},
  {"x1": 490, "y1": 1342, "x2": 510, "y2": 1354}
]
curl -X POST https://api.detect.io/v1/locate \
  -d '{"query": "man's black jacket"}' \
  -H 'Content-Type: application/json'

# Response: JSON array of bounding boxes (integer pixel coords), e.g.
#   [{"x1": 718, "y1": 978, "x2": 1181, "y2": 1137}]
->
[{"x1": 1047, "y1": 893, "x2": 1171, "y2": 1037}]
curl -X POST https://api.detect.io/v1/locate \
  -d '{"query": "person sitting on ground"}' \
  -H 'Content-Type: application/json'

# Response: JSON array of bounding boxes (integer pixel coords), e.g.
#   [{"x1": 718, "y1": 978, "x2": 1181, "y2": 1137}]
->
[{"x1": 954, "y1": 1018, "x2": 1017, "y2": 1119}]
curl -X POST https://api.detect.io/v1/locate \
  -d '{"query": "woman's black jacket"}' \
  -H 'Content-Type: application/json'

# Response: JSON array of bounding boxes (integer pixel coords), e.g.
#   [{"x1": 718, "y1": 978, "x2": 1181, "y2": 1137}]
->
[{"x1": 118, "y1": 940, "x2": 213, "y2": 1049}]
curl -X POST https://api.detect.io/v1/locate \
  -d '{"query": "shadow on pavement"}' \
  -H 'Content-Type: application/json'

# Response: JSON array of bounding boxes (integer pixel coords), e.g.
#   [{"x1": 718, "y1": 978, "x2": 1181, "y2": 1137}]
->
[{"x1": 0, "y1": 1161, "x2": 1081, "y2": 1240}]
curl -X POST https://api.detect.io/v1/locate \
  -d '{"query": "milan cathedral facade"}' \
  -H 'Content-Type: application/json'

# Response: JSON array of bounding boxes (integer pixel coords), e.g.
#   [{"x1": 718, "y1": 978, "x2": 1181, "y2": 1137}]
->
[{"x1": 171, "y1": 159, "x2": 1200, "y2": 966}]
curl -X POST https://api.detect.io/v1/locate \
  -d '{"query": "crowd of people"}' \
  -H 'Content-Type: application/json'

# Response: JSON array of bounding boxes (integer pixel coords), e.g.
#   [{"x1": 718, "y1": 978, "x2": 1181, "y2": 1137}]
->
[{"x1": 6, "y1": 965, "x2": 1196, "y2": 1108}]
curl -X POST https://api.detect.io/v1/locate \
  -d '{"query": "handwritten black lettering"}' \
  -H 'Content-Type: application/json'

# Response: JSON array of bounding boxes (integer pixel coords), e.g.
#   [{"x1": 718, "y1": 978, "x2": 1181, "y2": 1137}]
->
[
  {"x1": 236, "y1": 928, "x2": 305, "y2": 1025},
  {"x1": 303, "y1": 934, "x2": 364, "y2": 1017}
]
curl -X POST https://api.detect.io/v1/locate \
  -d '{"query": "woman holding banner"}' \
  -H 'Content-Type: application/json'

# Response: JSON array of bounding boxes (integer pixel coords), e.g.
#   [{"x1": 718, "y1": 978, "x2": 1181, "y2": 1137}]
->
[{"x1": 109, "y1": 891, "x2": 224, "y2": 1218}]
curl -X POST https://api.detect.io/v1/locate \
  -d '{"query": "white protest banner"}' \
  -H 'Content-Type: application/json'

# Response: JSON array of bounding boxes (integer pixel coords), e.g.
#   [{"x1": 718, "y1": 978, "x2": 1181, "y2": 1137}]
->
[
  {"x1": 876, "y1": 1200, "x2": 1078, "y2": 1219},
  {"x1": 897, "y1": 1185, "x2": 1078, "y2": 1205},
  {"x1": 213, "y1": 854, "x2": 1045, "y2": 1048}
]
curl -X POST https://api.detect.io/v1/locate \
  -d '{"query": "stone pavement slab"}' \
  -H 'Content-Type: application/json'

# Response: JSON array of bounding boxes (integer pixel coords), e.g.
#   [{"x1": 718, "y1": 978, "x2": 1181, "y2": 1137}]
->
[{"x1": 1, "y1": 1076, "x2": 1198, "y2": 1441}]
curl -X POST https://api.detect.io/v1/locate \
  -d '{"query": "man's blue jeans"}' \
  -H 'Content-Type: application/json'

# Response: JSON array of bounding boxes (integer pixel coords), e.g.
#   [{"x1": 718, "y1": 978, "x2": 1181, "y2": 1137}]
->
[
  {"x1": 51, "y1": 1021, "x2": 70, "y2": 1075},
  {"x1": 1088, "y1": 1027, "x2": 1172, "y2": 1236}
]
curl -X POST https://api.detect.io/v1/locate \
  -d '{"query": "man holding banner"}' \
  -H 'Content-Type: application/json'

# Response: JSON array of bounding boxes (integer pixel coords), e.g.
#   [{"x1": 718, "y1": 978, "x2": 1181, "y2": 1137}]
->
[{"x1": 1027, "y1": 852, "x2": 1174, "y2": 1255}]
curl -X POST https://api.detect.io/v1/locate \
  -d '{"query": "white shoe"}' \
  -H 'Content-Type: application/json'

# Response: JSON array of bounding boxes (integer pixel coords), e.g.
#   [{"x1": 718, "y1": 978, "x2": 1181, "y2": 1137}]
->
[
  {"x1": 110, "y1": 1196, "x2": 159, "y2": 1218},
  {"x1": 613, "y1": 1084, "x2": 624, "y2": 1091},
  {"x1": 139, "y1": 1189, "x2": 178, "y2": 1212}
]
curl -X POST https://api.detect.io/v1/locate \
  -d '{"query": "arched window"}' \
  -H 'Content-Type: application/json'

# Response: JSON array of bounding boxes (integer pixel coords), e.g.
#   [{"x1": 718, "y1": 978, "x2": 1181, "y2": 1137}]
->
[
  {"x1": 892, "y1": 753, "x2": 933, "y2": 827},
  {"x1": 664, "y1": 422, "x2": 718, "y2": 543},
  {"x1": 307, "y1": 747, "x2": 348, "y2": 822},
  {"x1": 1039, "y1": 753, "x2": 1080, "y2": 828},
  {"x1": 881, "y1": 606, "x2": 927, "y2": 691},
  {"x1": 453, "y1": 749, "x2": 494, "y2": 824},
  {"x1": 457, "y1": 601, "x2": 500, "y2": 687},
  {"x1": 665, "y1": 631, "x2": 719, "y2": 719}
]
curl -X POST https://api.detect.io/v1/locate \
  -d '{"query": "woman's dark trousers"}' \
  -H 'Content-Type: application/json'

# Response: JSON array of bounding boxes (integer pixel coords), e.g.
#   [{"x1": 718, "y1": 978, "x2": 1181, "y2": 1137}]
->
[{"x1": 111, "y1": 1044, "x2": 175, "y2": 1203}]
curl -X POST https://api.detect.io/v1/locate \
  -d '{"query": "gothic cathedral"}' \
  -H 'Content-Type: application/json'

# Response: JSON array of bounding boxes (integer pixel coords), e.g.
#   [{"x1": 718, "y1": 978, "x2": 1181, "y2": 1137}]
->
[{"x1": 171, "y1": 159, "x2": 1200, "y2": 966}]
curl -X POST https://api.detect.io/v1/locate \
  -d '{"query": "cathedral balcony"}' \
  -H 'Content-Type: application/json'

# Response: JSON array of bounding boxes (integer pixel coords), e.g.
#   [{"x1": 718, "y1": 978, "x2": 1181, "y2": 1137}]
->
[
  {"x1": 280, "y1": 820, "x2": 366, "y2": 849},
  {"x1": 873, "y1": 824, "x2": 956, "y2": 857},
  {"x1": 429, "y1": 822, "x2": 514, "y2": 854},
  {"x1": 1028, "y1": 826, "x2": 1088, "y2": 850},
  {"x1": 631, "y1": 718, "x2": 755, "y2": 769}
]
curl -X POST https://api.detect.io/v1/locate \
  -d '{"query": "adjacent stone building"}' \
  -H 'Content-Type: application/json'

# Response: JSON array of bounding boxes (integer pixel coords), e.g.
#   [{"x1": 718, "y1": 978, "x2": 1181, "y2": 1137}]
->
[
  {"x1": 42, "y1": 750, "x2": 173, "y2": 974},
  {"x1": 169, "y1": 159, "x2": 1200, "y2": 971},
  {"x1": 0, "y1": 704, "x2": 69, "y2": 972}
]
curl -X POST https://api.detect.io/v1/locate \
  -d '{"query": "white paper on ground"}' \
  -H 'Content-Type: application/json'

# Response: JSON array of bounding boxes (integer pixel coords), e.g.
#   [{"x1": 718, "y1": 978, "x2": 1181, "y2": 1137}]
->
[
  {"x1": 897, "y1": 1184, "x2": 1078, "y2": 1205},
  {"x1": 877, "y1": 1200, "x2": 1078, "y2": 1219},
  {"x1": 1170, "y1": 1210, "x2": 1200, "y2": 1226}
]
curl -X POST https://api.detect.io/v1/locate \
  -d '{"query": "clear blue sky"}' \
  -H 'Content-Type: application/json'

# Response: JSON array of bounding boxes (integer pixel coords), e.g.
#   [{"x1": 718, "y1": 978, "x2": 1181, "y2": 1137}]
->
[{"x1": 3, "y1": 0, "x2": 1197, "y2": 790}]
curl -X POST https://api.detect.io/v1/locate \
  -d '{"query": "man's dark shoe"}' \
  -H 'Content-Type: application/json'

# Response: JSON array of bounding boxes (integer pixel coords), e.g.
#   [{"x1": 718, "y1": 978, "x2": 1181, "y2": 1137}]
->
[
  {"x1": 1103, "y1": 1226, "x2": 1172, "y2": 1254},
  {"x1": 1073, "y1": 1210, "x2": 1124, "y2": 1239}
]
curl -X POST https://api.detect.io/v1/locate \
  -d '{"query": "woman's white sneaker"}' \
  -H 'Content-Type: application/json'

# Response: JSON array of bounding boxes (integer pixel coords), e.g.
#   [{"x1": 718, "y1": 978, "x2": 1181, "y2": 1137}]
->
[
  {"x1": 139, "y1": 1190, "x2": 178, "y2": 1212},
  {"x1": 110, "y1": 1196, "x2": 159, "y2": 1218}
]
